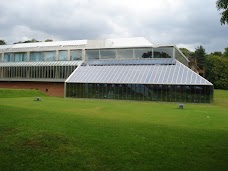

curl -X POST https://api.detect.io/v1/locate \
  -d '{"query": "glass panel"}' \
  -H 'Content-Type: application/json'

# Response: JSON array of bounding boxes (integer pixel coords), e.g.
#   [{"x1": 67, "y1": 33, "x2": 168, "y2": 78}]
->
[
  {"x1": 175, "y1": 48, "x2": 189, "y2": 66},
  {"x1": 30, "y1": 52, "x2": 44, "y2": 61},
  {"x1": 4, "y1": 53, "x2": 14, "y2": 62},
  {"x1": 14, "y1": 52, "x2": 27, "y2": 62},
  {"x1": 86, "y1": 50, "x2": 99, "y2": 60},
  {"x1": 45, "y1": 51, "x2": 55, "y2": 61},
  {"x1": 117, "y1": 48, "x2": 133, "y2": 59},
  {"x1": 153, "y1": 47, "x2": 173, "y2": 58},
  {"x1": 70, "y1": 50, "x2": 82, "y2": 60},
  {"x1": 134, "y1": 48, "x2": 152, "y2": 59},
  {"x1": 59, "y1": 50, "x2": 67, "y2": 61},
  {"x1": 100, "y1": 49, "x2": 116, "y2": 59}
]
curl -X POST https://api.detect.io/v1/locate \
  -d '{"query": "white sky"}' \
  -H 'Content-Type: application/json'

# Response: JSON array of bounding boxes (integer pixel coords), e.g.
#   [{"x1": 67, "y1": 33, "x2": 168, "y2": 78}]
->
[{"x1": 0, "y1": 0, "x2": 227, "y2": 53}]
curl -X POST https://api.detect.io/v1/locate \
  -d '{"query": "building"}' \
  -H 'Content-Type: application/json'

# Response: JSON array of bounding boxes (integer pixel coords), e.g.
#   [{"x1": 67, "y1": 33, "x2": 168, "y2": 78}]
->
[{"x1": 0, "y1": 37, "x2": 213, "y2": 103}]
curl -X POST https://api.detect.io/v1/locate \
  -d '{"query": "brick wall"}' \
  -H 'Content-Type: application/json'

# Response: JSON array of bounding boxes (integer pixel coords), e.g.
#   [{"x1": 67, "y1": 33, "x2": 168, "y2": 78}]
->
[{"x1": 0, "y1": 81, "x2": 64, "y2": 97}]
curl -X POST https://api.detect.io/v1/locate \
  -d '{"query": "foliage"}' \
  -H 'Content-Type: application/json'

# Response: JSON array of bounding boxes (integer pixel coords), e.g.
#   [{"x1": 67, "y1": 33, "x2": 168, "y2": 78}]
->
[
  {"x1": 194, "y1": 45, "x2": 206, "y2": 69},
  {"x1": 216, "y1": 0, "x2": 228, "y2": 25},
  {"x1": 14, "y1": 39, "x2": 40, "y2": 44},
  {"x1": 45, "y1": 39, "x2": 53, "y2": 42},
  {"x1": 210, "y1": 51, "x2": 223, "y2": 56},
  {"x1": 0, "y1": 40, "x2": 7, "y2": 45},
  {"x1": 205, "y1": 54, "x2": 228, "y2": 89},
  {"x1": 179, "y1": 48, "x2": 195, "y2": 60},
  {"x1": 0, "y1": 89, "x2": 228, "y2": 170},
  {"x1": 224, "y1": 47, "x2": 228, "y2": 58}
]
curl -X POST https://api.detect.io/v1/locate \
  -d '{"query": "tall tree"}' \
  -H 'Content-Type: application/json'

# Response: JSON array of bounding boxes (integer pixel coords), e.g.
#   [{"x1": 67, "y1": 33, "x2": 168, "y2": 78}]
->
[
  {"x1": 194, "y1": 45, "x2": 206, "y2": 69},
  {"x1": 224, "y1": 47, "x2": 228, "y2": 58},
  {"x1": 205, "y1": 54, "x2": 228, "y2": 89},
  {"x1": 216, "y1": 0, "x2": 228, "y2": 25},
  {"x1": 0, "y1": 40, "x2": 7, "y2": 45}
]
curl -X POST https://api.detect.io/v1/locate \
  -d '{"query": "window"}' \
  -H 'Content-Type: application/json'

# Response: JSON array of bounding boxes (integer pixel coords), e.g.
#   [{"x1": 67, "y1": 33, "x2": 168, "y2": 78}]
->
[
  {"x1": 14, "y1": 52, "x2": 27, "y2": 62},
  {"x1": 134, "y1": 48, "x2": 153, "y2": 58},
  {"x1": 100, "y1": 49, "x2": 116, "y2": 59},
  {"x1": 86, "y1": 50, "x2": 99, "y2": 60},
  {"x1": 59, "y1": 50, "x2": 68, "y2": 61},
  {"x1": 70, "y1": 50, "x2": 82, "y2": 60},
  {"x1": 45, "y1": 51, "x2": 55, "y2": 61},
  {"x1": 30, "y1": 52, "x2": 45, "y2": 61},
  {"x1": 153, "y1": 47, "x2": 173, "y2": 58},
  {"x1": 117, "y1": 48, "x2": 133, "y2": 59},
  {"x1": 4, "y1": 53, "x2": 14, "y2": 62}
]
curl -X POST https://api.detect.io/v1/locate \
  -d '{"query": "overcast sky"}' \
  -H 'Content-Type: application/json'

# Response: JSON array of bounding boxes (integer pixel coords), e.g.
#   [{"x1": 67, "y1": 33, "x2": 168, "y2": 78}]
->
[{"x1": 0, "y1": 0, "x2": 227, "y2": 53}]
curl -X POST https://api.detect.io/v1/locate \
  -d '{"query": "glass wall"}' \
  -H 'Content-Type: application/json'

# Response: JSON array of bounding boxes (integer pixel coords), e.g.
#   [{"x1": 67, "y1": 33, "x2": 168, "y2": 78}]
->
[
  {"x1": 134, "y1": 48, "x2": 153, "y2": 59},
  {"x1": 4, "y1": 53, "x2": 14, "y2": 62},
  {"x1": 175, "y1": 48, "x2": 189, "y2": 66},
  {"x1": 153, "y1": 48, "x2": 173, "y2": 58},
  {"x1": 100, "y1": 49, "x2": 116, "y2": 59},
  {"x1": 3, "y1": 52, "x2": 27, "y2": 62},
  {"x1": 14, "y1": 52, "x2": 27, "y2": 62},
  {"x1": 0, "y1": 65, "x2": 77, "y2": 79},
  {"x1": 117, "y1": 49, "x2": 133, "y2": 59},
  {"x1": 59, "y1": 50, "x2": 68, "y2": 61},
  {"x1": 30, "y1": 52, "x2": 45, "y2": 61},
  {"x1": 45, "y1": 51, "x2": 56, "y2": 61},
  {"x1": 66, "y1": 83, "x2": 213, "y2": 103},
  {"x1": 70, "y1": 50, "x2": 82, "y2": 60},
  {"x1": 86, "y1": 50, "x2": 99, "y2": 60}
]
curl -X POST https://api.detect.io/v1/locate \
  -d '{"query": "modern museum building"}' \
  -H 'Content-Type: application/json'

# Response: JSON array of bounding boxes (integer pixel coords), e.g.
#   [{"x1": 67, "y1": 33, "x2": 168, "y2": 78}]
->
[{"x1": 0, "y1": 37, "x2": 213, "y2": 103}]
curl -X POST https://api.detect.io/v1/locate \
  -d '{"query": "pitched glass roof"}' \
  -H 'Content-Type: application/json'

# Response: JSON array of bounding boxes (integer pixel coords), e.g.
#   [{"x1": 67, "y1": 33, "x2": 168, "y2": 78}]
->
[{"x1": 66, "y1": 60, "x2": 212, "y2": 85}]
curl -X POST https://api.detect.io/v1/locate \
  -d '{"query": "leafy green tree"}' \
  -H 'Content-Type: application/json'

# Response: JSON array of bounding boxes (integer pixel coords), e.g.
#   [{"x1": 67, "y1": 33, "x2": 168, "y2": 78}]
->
[
  {"x1": 45, "y1": 39, "x2": 53, "y2": 42},
  {"x1": 14, "y1": 39, "x2": 40, "y2": 44},
  {"x1": 211, "y1": 51, "x2": 223, "y2": 56},
  {"x1": 216, "y1": 0, "x2": 228, "y2": 25},
  {"x1": 224, "y1": 47, "x2": 228, "y2": 58},
  {"x1": 0, "y1": 40, "x2": 7, "y2": 45},
  {"x1": 205, "y1": 54, "x2": 228, "y2": 89},
  {"x1": 194, "y1": 45, "x2": 206, "y2": 69},
  {"x1": 179, "y1": 48, "x2": 194, "y2": 59}
]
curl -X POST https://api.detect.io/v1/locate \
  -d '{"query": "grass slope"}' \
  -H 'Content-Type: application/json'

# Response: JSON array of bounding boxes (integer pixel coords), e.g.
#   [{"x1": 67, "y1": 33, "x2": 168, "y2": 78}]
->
[
  {"x1": 0, "y1": 88, "x2": 47, "y2": 98},
  {"x1": 0, "y1": 89, "x2": 227, "y2": 170}
]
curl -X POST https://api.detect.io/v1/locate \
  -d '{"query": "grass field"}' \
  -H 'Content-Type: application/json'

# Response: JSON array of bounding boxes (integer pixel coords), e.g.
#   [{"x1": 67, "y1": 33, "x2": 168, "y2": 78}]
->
[{"x1": 0, "y1": 89, "x2": 228, "y2": 170}]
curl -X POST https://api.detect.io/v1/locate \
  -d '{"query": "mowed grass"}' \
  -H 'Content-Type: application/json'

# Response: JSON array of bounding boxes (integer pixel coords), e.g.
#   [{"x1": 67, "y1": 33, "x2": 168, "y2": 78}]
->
[{"x1": 0, "y1": 89, "x2": 227, "y2": 170}]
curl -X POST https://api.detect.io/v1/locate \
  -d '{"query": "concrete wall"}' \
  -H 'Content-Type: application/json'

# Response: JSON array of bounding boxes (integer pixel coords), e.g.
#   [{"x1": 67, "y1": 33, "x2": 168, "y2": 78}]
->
[{"x1": 0, "y1": 81, "x2": 64, "y2": 97}]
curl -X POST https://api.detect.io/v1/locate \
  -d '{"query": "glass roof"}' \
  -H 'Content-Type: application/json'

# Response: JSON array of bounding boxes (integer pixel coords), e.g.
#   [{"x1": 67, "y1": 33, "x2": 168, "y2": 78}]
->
[{"x1": 66, "y1": 60, "x2": 212, "y2": 85}]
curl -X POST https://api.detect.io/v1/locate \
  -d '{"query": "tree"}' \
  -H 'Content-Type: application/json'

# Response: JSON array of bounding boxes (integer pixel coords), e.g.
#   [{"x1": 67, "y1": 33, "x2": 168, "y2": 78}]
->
[
  {"x1": 205, "y1": 54, "x2": 228, "y2": 89},
  {"x1": 180, "y1": 48, "x2": 195, "y2": 60},
  {"x1": 45, "y1": 39, "x2": 53, "y2": 42},
  {"x1": 211, "y1": 51, "x2": 223, "y2": 56},
  {"x1": 14, "y1": 39, "x2": 40, "y2": 44},
  {"x1": 216, "y1": 0, "x2": 228, "y2": 25},
  {"x1": 194, "y1": 45, "x2": 206, "y2": 69},
  {"x1": 0, "y1": 40, "x2": 7, "y2": 45},
  {"x1": 224, "y1": 47, "x2": 228, "y2": 58}
]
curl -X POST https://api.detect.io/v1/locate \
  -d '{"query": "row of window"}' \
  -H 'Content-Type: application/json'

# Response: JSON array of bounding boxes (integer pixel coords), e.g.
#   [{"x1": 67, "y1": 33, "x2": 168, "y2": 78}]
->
[
  {"x1": 66, "y1": 83, "x2": 213, "y2": 103},
  {"x1": 86, "y1": 47, "x2": 173, "y2": 60},
  {"x1": 0, "y1": 50, "x2": 82, "y2": 62},
  {"x1": 0, "y1": 66, "x2": 77, "y2": 79}
]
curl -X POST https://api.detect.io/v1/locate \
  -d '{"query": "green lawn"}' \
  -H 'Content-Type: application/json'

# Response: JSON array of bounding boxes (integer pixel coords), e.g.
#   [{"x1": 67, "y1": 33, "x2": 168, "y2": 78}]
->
[{"x1": 0, "y1": 89, "x2": 227, "y2": 170}]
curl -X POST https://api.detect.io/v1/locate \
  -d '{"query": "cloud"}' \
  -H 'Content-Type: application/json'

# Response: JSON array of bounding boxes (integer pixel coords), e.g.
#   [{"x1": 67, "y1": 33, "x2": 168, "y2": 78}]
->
[{"x1": 0, "y1": 0, "x2": 227, "y2": 52}]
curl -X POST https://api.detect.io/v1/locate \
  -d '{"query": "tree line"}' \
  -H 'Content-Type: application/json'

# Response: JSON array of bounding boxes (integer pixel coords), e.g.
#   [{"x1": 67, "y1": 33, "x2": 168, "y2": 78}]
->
[
  {"x1": 180, "y1": 46, "x2": 228, "y2": 90},
  {"x1": 0, "y1": 39, "x2": 53, "y2": 45}
]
